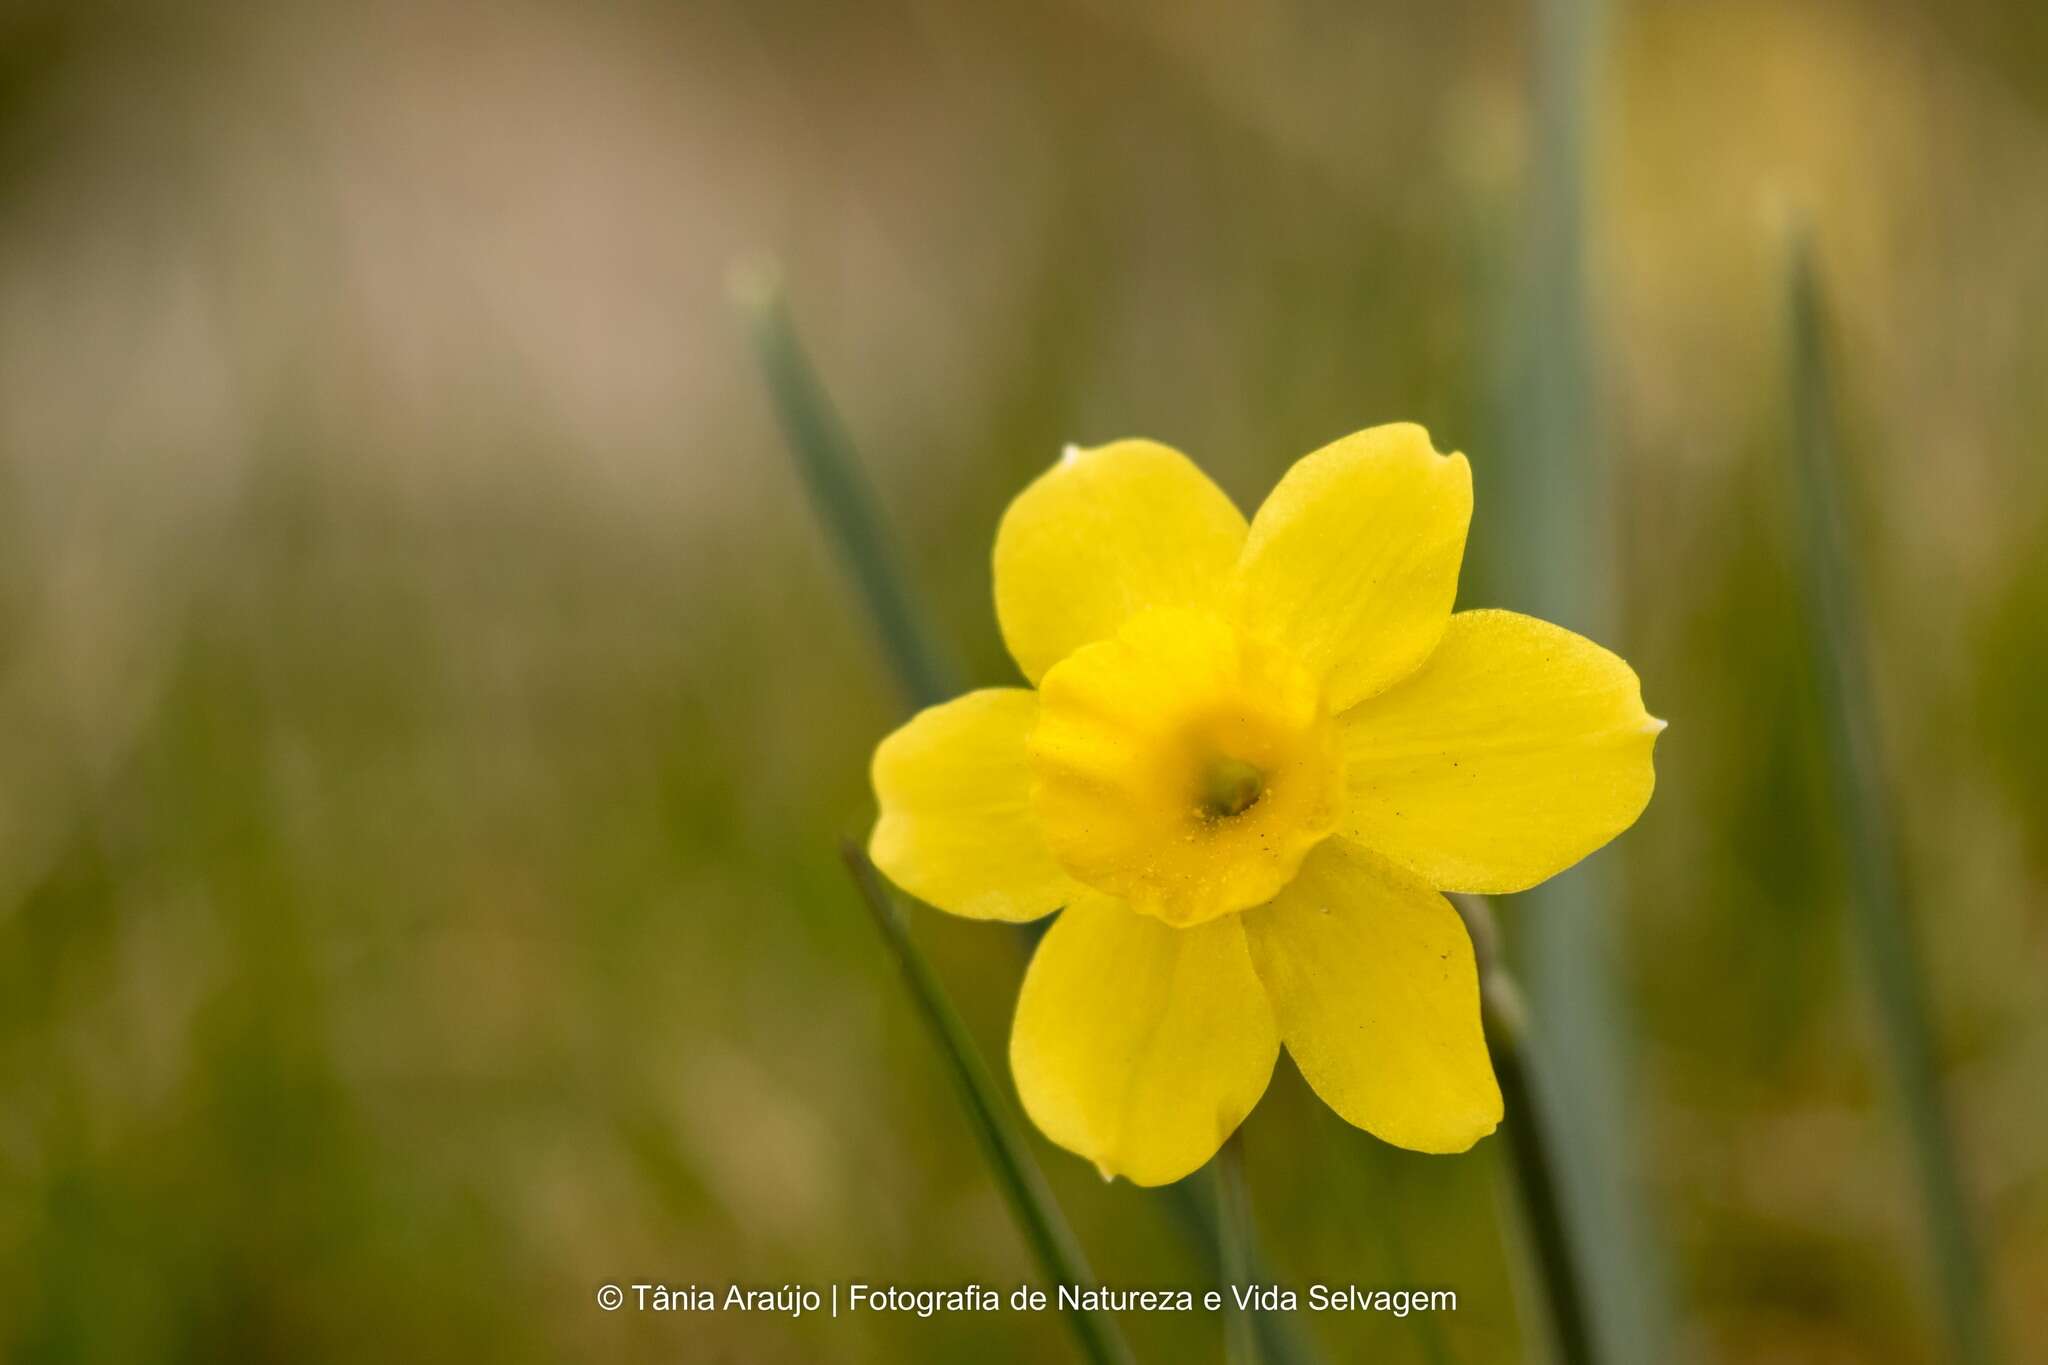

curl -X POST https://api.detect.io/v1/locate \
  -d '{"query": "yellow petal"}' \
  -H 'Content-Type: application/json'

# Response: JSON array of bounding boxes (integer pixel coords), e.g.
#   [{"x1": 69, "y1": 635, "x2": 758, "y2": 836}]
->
[
  {"x1": 870, "y1": 689, "x2": 1084, "y2": 921},
  {"x1": 1338, "y1": 609, "x2": 1663, "y2": 895},
  {"x1": 994, "y1": 440, "x2": 1247, "y2": 684},
  {"x1": 1010, "y1": 895, "x2": 1278, "y2": 1185},
  {"x1": 1241, "y1": 839, "x2": 1500, "y2": 1153},
  {"x1": 1230, "y1": 424, "x2": 1471, "y2": 710}
]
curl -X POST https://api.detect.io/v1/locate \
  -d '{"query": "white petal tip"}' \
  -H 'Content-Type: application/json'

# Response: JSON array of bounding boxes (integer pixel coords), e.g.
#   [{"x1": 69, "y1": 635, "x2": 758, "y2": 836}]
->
[{"x1": 1060, "y1": 443, "x2": 1084, "y2": 466}]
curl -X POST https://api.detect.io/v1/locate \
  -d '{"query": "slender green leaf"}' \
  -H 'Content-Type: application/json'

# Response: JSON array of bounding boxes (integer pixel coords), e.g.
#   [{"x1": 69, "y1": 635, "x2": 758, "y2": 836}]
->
[
  {"x1": 1484, "y1": 0, "x2": 1670, "y2": 1357},
  {"x1": 1159, "y1": 1177, "x2": 1323, "y2": 1365},
  {"x1": 1212, "y1": 1134, "x2": 1259, "y2": 1365},
  {"x1": 842, "y1": 845, "x2": 1136, "y2": 1365},
  {"x1": 1364, "y1": 1188, "x2": 1456, "y2": 1365},
  {"x1": 1453, "y1": 893, "x2": 1595, "y2": 1365},
  {"x1": 1782, "y1": 234, "x2": 1998, "y2": 1365},
  {"x1": 733, "y1": 260, "x2": 959, "y2": 710}
]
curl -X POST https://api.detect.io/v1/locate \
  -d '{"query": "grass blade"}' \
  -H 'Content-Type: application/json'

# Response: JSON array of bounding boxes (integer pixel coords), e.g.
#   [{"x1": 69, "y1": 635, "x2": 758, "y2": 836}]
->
[
  {"x1": 1782, "y1": 234, "x2": 1998, "y2": 1365},
  {"x1": 1158, "y1": 1177, "x2": 1323, "y2": 1365},
  {"x1": 1453, "y1": 895, "x2": 1594, "y2": 1365},
  {"x1": 1486, "y1": 0, "x2": 1671, "y2": 1356},
  {"x1": 733, "y1": 260, "x2": 959, "y2": 710},
  {"x1": 1212, "y1": 1135, "x2": 1260, "y2": 1365},
  {"x1": 842, "y1": 845, "x2": 1137, "y2": 1365}
]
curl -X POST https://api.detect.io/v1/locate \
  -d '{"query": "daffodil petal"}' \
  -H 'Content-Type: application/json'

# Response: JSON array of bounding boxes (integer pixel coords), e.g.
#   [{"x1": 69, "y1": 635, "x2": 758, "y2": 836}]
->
[
  {"x1": 869, "y1": 689, "x2": 1084, "y2": 921},
  {"x1": 1242, "y1": 839, "x2": 1500, "y2": 1153},
  {"x1": 1231, "y1": 424, "x2": 1471, "y2": 710},
  {"x1": 1338, "y1": 609, "x2": 1663, "y2": 895},
  {"x1": 994, "y1": 440, "x2": 1248, "y2": 684},
  {"x1": 1011, "y1": 895, "x2": 1278, "y2": 1185}
]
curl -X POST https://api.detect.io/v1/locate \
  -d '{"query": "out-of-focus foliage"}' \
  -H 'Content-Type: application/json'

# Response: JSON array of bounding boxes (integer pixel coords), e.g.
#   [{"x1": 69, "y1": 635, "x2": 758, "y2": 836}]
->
[{"x1": 0, "y1": 1, "x2": 2042, "y2": 1361}]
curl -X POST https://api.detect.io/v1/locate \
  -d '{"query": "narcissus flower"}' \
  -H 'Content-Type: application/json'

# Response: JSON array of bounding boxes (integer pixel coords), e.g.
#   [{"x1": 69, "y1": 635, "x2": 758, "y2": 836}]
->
[{"x1": 869, "y1": 425, "x2": 1662, "y2": 1185}]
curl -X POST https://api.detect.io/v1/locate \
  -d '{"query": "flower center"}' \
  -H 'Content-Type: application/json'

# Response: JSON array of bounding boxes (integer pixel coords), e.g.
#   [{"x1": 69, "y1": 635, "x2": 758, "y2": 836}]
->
[
  {"x1": 1028, "y1": 607, "x2": 1344, "y2": 927},
  {"x1": 1197, "y1": 756, "x2": 1266, "y2": 821}
]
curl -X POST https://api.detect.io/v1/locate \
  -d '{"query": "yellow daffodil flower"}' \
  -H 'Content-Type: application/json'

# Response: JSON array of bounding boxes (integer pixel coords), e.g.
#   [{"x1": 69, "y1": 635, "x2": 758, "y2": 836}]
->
[{"x1": 869, "y1": 424, "x2": 1663, "y2": 1185}]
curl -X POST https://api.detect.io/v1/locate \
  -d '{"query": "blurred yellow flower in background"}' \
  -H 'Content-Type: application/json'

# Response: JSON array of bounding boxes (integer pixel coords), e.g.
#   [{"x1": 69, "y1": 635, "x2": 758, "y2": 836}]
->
[{"x1": 870, "y1": 425, "x2": 1663, "y2": 1185}]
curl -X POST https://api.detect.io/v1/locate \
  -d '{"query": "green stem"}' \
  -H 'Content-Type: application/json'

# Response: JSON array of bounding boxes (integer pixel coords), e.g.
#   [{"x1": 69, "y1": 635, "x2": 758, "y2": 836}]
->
[
  {"x1": 1454, "y1": 895, "x2": 1596, "y2": 1365},
  {"x1": 1160, "y1": 1183, "x2": 1321, "y2": 1365},
  {"x1": 734, "y1": 260, "x2": 959, "y2": 710},
  {"x1": 842, "y1": 845, "x2": 1136, "y2": 1365},
  {"x1": 1212, "y1": 1133, "x2": 1260, "y2": 1365},
  {"x1": 1782, "y1": 234, "x2": 1998, "y2": 1365}
]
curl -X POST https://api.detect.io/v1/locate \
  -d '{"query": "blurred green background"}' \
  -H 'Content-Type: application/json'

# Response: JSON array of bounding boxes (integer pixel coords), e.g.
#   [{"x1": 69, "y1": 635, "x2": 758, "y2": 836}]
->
[{"x1": 2, "y1": 0, "x2": 2045, "y2": 1361}]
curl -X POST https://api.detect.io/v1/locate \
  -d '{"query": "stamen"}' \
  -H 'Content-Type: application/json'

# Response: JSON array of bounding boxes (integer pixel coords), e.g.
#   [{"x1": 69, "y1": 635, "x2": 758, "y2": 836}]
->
[{"x1": 1198, "y1": 756, "x2": 1266, "y2": 821}]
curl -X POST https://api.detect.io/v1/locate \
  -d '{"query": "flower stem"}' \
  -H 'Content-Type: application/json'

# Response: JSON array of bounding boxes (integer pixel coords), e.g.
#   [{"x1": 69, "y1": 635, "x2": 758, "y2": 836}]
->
[
  {"x1": 1160, "y1": 1177, "x2": 1323, "y2": 1365},
  {"x1": 1781, "y1": 233, "x2": 1998, "y2": 1365},
  {"x1": 1453, "y1": 894, "x2": 1596, "y2": 1365},
  {"x1": 841, "y1": 845, "x2": 1136, "y2": 1365},
  {"x1": 732, "y1": 259, "x2": 959, "y2": 711},
  {"x1": 1212, "y1": 1133, "x2": 1260, "y2": 1365}
]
